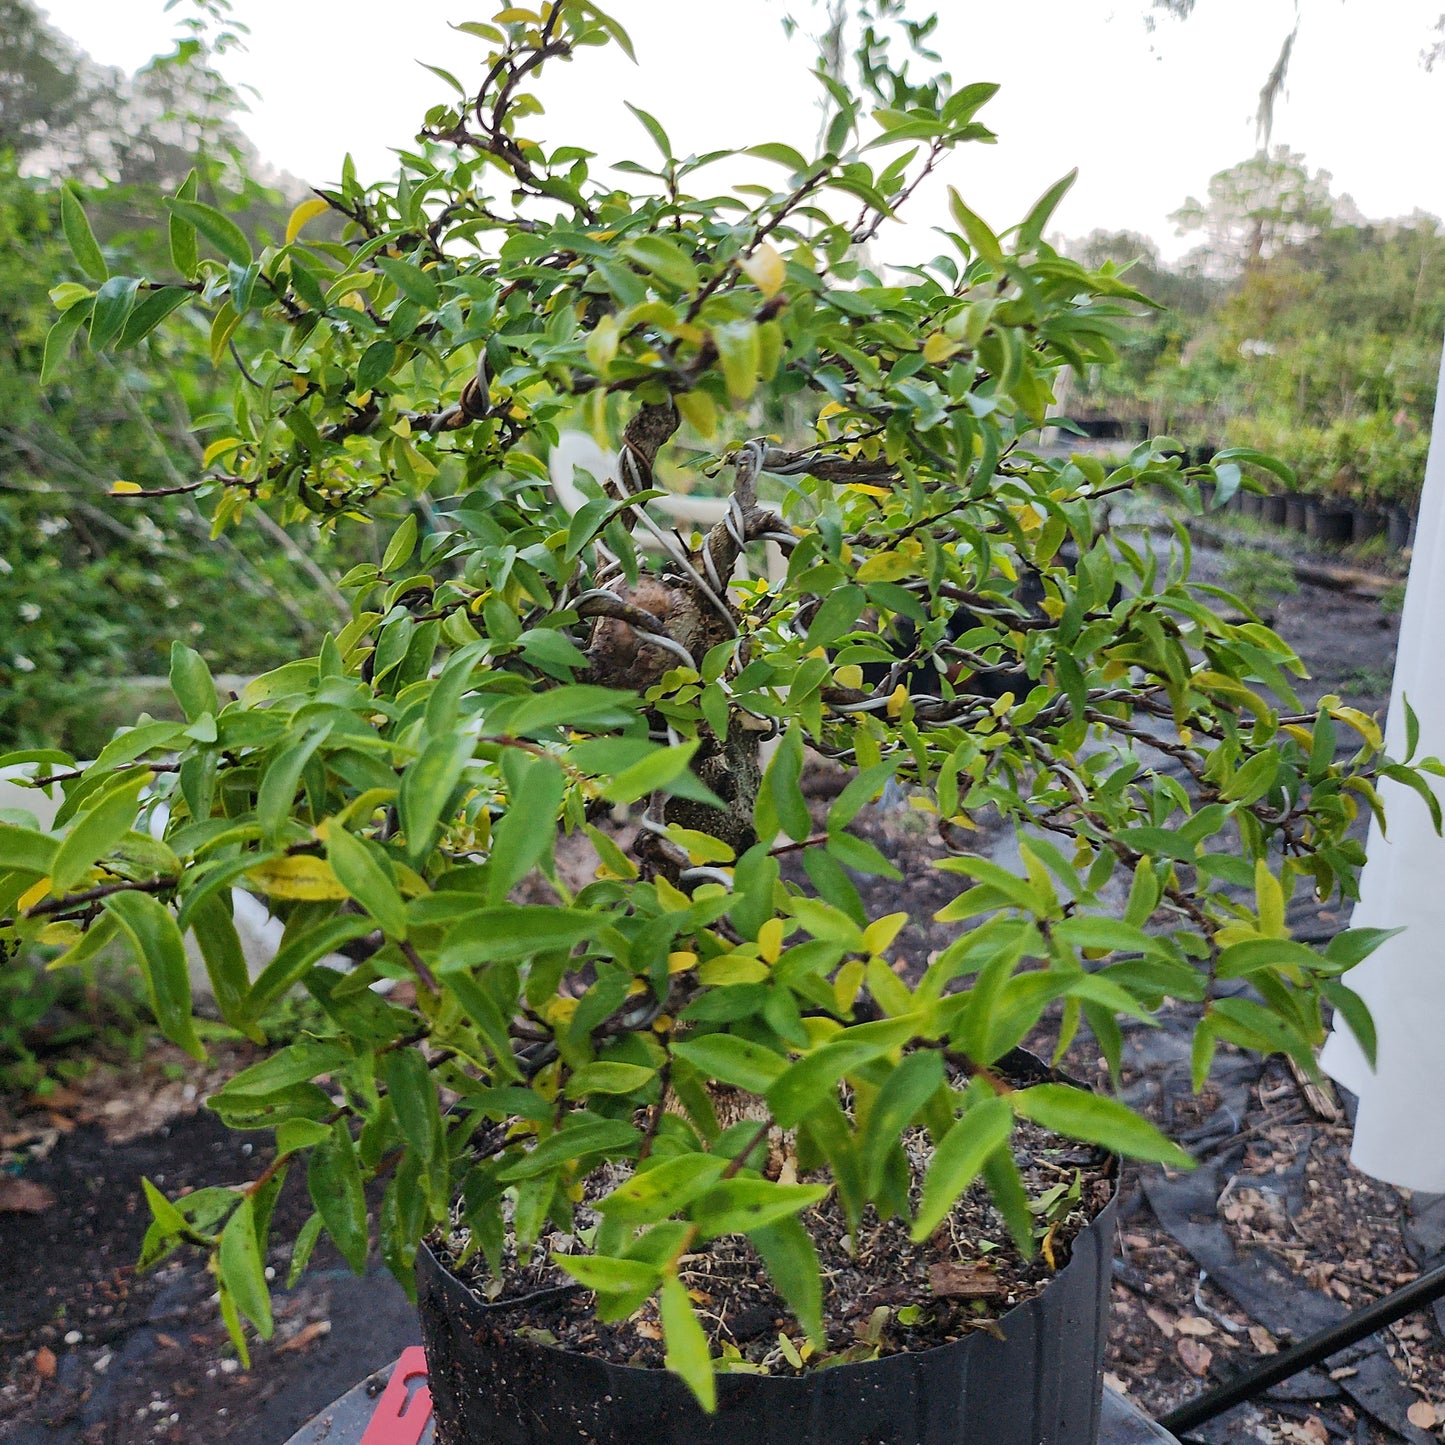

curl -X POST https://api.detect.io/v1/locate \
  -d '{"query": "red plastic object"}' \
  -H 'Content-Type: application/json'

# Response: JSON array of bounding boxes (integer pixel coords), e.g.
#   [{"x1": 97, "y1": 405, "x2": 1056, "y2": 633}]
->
[{"x1": 358, "y1": 1346, "x2": 433, "y2": 1445}]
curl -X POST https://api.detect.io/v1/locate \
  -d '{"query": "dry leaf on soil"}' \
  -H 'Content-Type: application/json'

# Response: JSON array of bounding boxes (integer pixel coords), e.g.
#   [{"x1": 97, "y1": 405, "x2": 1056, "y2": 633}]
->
[
  {"x1": 1176, "y1": 1337, "x2": 1213, "y2": 1377},
  {"x1": 1248, "y1": 1324, "x2": 1278, "y2": 1355},
  {"x1": 928, "y1": 1261, "x2": 1002, "y2": 1298},
  {"x1": 0, "y1": 1178, "x2": 55, "y2": 1213},
  {"x1": 1407, "y1": 1400, "x2": 1439, "y2": 1430},
  {"x1": 34, "y1": 1347, "x2": 56, "y2": 1379}
]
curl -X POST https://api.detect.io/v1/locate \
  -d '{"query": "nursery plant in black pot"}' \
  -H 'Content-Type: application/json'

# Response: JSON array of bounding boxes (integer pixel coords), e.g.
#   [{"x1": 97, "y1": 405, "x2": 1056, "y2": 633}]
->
[{"x1": 2, "y1": 5, "x2": 1434, "y2": 1444}]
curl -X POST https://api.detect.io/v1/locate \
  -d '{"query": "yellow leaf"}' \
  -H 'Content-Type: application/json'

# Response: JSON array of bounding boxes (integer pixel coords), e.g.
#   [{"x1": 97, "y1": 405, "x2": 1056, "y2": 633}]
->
[
  {"x1": 285, "y1": 198, "x2": 331, "y2": 246},
  {"x1": 843, "y1": 483, "x2": 890, "y2": 499},
  {"x1": 922, "y1": 331, "x2": 961, "y2": 364},
  {"x1": 585, "y1": 313, "x2": 619, "y2": 371},
  {"x1": 698, "y1": 955, "x2": 770, "y2": 986},
  {"x1": 833, "y1": 958, "x2": 866, "y2": 1013},
  {"x1": 202, "y1": 437, "x2": 243, "y2": 467},
  {"x1": 863, "y1": 912, "x2": 908, "y2": 955},
  {"x1": 246, "y1": 856, "x2": 349, "y2": 900},
  {"x1": 542, "y1": 995, "x2": 578, "y2": 1025},
  {"x1": 886, "y1": 683, "x2": 909, "y2": 718},
  {"x1": 668, "y1": 950, "x2": 697, "y2": 974},
  {"x1": 856, "y1": 551, "x2": 913, "y2": 583},
  {"x1": 37, "y1": 921, "x2": 82, "y2": 946},
  {"x1": 110, "y1": 480, "x2": 143, "y2": 495},
  {"x1": 835, "y1": 664, "x2": 864, "y2": 690},
  {"x1": 674, "y1": 389, "x2": 717, "y2": 438},
  {"x1": 654, "y1": 875, "x2": 691, "y2": 912},
  {"x1": 758, "y1": 917, "x2": 784, "y2": 963},
  {"x1": 739, "y1": 241, "x2": 785, "y2": 297},
  {"x1": 493, "y1": 7, "x2": 537, "y2": 21},
  {"x1": 17, "y1": 878, "x2": 51, "y2": 912}
]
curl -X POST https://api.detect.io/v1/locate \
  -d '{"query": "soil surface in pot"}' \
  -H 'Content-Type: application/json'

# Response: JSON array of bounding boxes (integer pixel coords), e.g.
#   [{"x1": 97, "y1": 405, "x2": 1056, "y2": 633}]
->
[{"x1": 433, "y1": 1116, "x2": 1115, "y2": 1373}]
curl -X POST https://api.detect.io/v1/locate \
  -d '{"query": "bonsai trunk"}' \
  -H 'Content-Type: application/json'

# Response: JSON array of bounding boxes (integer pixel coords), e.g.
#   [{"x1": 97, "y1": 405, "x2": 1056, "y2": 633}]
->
[{"x1": 582, "y1": 405, "x2": 787, "y2": 872}]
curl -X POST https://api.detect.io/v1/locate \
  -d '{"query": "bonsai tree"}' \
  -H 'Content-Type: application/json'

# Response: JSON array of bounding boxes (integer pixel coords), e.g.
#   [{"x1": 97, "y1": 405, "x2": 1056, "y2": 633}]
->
[{"x1": 1, "y1": 0, "x2": 1433, "y2": 1405}]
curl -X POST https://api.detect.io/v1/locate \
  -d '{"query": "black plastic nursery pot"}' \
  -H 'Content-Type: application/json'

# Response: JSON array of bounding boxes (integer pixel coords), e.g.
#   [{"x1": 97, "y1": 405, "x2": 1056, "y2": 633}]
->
[
  {"x1": 1351, "y1": 507, "x2": 1386, "y2": 544},
  {"x1": 418, "y1": 1055, "x2": 1121, "y2": 1445},
  {"x1": 1262, "y1": 494, "x2": 1289, "y2": 528},
  {"x1": 1387, "y1": 506, "x2": 1415, "y2": 551},
  {"x1": 1305, "y1": 500, "x2": 1354, "y2": 545},
  {"x1": 417, "y1": 1195, "x2": 1117, "y2": 1445},
  {"x1": 1284, "y1": 496, "x2": 1310, "y2": 533},
  {"x1": 1237, "y1": 490, "x2": 1264, "y2": 520}
]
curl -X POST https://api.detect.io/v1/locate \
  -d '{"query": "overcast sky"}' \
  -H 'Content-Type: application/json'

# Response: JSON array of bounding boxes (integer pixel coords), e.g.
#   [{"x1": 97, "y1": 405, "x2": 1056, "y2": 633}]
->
[{"x1": 34, "y1": 0, "x2": 1445, "y2": 261}]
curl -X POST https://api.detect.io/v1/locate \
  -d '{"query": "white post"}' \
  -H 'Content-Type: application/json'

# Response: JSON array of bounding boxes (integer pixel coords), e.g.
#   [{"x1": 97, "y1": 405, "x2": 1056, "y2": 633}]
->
[{"x1": 1318, "y1": 337, "x2": 1445, "y2": 1191}]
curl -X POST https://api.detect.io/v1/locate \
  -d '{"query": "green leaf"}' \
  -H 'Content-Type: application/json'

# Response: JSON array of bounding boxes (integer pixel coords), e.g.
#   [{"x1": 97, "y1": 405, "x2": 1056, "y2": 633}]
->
[
  {"x1": 624, "y1": 102, "x2": 673, "y2": 160},
  {"x1": 103, "y1": 890, "x2": 204, "y2": 1060},
  {"x1": 51, "y1": 774, "x2": 148, "y2": 893},
  {"x1": 61, "y1": 185, "x2": 107, "y2": 282},
  {"x1": 911, "y1": 1095, "x2": 1014, "y2": 1241},
  {"x1": 41, "y1": 299, "x2": 92, "y2": 384},
  {"x1": 599, "y1": 1154, "x2": 729, "y2": 1223},
  {"x1": 117, "y1": 284, "x2": 194, "y2": 349},
  {"x1": 805, "y1": 586, "x2": 865, "y2": 649},
  {"x1": 487, "y1": 757, "x2": 565, "y2": 901},
  {"x1": 496, "y1": 1116, "x2": 640, "y2": 1181},
  {"x1": 625, "y1": 234, "x2": 698, "y2": 291},
  {"x1": 164, "y1": 197, "x2": 253, "y2": 267},
  {"x1": 1322, "y1": 979, "x2": 1376, "y2": 1068},
  {"x1": 752, "y1": 1214, "x2": 824, "y2": 1347},
  {"x1": 169, "y1": 642, "x2": 218, "y2": 723},
  {"x1": 0, "y1": 823, "x2": 58, "y2": 877},
  {"x1": 257, "y1": 726, "x2": 331, "y2": 843},
  {"x1": 671, "y1": 1034, "x2": 785, "y2": 1093},
  {"x1": 948, "y1": 189, "x2": 1004, "y2": 265},
  {"x1": 398, "y1": 730, "x2": 474, "y2": 864},
  {"x1": 690, "y1": 1179, "x2": 829, "y2": 1237},
  {"x1": 243, "y1": 915, "x2": 377, "y2": 1021},
  {"x1": 1221, "y1": 750, "x2": 1279, "y2": 805},
  {"x1": 288, "y1": 1213, "x2": 325, "y2": 1288},
  {"x1": 860, "y1": 1049, "x2": 943, "y2": 1195},
  {"x1": 357, "y1": 339, "x2": 398, "y2": 392},
  {"x1": 188, "y1": 896, "x2": 259, "y2": 1040},
  {"x1": 219, "y1": 1196, "x2": 274, "y2": 1338},
  {"x1": 383, "y1": 1047, "x2": 445, "y2": 1177},
  {"x1": 599, "y1": 739, "x2": 712, "y2": 806},
  {"x1": 169, "y1": 170, "x2": 200, "y2": 279},
  {"x1": 746, "y1": 142, "x2": 809, "y2": 173},
  {"x1": 554, "y1": 1252, "x2": 660, "y2": 1296},
  {"x1": 1018, "y1": 169, "x2": 1077, "y2": 250},
  {"x1": 564, "y1": 1061, "x2": 657, "y2": 1098},
  {"x1": 327, "y1": 827, "x2": 408, "y2": 938},
  {"x1": 713, "y1": 319, "x2": 760, "y2": 403},
  {"x1": 376, "y1": 256, "x2": 441, "y2": 308},
  {"x1": 660, "y1": 1274, "x2": 715, "y2": 1411},
  {"x1": 87, "y1": 276, "x2": 140, "y2": 351},
  {"x1": 440, "y1": 905, "x2": 602, "y2": 966},
  {"x1": 1012, "y1": 1083, "x2": 1193, "y2": 1167},
  {"x1": 764, "y1": 724, "x2": 811, "y2": 843},
  {"x1": 1215, "y1": 937, "x2": 1325, "y2": 979},
  {"x1": 766, "y1": 1018, "x2": 918, "y2": 1129},
  {"x1": 1323, "y1": 926, "x2": 1403, "y2": 971},
  {"x1": 308, "y1": 1119, "x2": 369, "y2": 1273}
]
